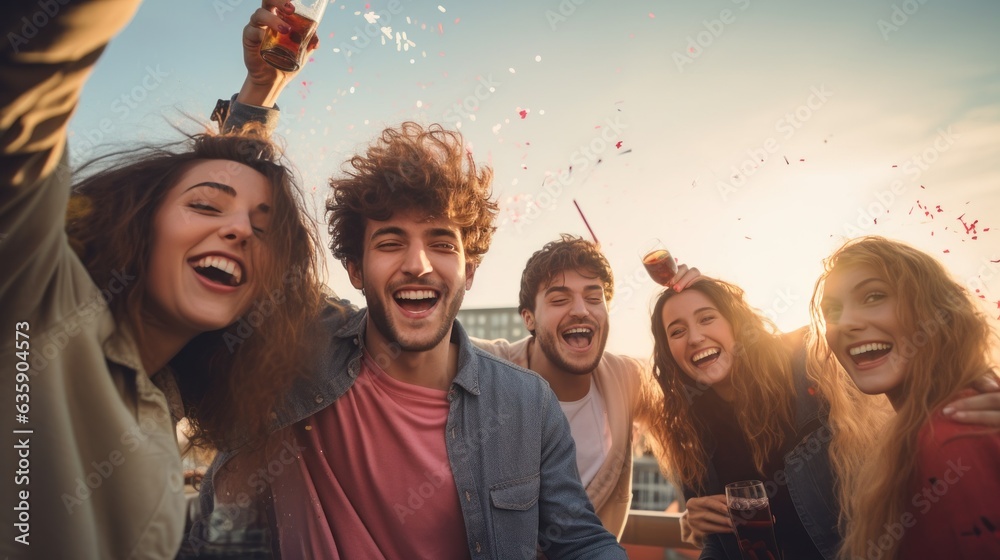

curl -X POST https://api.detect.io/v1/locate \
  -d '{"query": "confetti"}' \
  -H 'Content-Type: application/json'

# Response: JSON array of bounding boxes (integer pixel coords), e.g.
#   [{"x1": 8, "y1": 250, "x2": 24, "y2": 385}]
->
[
  {"x1": 535, "y1": 55, "x2": 542, "y2": 62},
  {"x1": 519, "y1": 109, "x2": 528, "y2": 119},
  {"x1": 615, "y1": 141, "x2": 623, "y2": 149},
  {"x1": 438, "y1": 5, "x2": 446, "y2": 12}
]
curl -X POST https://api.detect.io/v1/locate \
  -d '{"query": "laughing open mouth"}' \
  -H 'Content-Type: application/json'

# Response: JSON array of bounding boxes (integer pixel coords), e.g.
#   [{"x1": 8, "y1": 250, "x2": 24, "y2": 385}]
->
[
  {"x1": 394, "y1": 289, "x2": 440, "y2": 313},
  {"x1": 192, "y1": 255, "x2": 244, "y2": 287},
  {"x1": 562, "y1": 327, "x2": 594, "y2": 349},
  {"x1": 691, "y1": 348, "x2": 720, "y2": 366},
  {"x1": 848, "y1": 342, "x2": 893, "y2": 365}
]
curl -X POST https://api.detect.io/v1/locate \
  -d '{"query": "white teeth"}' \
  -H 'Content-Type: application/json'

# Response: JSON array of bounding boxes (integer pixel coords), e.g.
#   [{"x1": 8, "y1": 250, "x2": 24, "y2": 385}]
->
[
  {"x1": 194, "y1": 255, "x2": 243, "y2": 285},
  {"x1": 564, "y1": 327, "x2": 592, "y2": 335},
  {"x1": 849, "y1": 342, "x2": 892, "y2": 356},
  {"x1": 692, "y1": 348, "x2": 720, "y2": 362},
  {"x1": 396, "y1": 289, "x2": 437, "y2": 300}
]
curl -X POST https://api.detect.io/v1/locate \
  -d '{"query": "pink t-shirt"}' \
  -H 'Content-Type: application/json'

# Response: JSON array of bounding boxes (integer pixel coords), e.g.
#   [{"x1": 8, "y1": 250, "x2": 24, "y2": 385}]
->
[{"x1": 271, "y1": 352, "x2": 470, "y2": 559}]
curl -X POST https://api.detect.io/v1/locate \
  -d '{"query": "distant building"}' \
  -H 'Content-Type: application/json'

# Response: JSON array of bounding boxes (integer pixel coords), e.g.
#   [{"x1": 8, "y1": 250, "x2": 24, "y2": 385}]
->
[
  {"x1": 457, "y1": 306, "x2": 527, "y2": 341},
  {"x1": 631, "y1": 454, "x2": 678, "y2": 511}
]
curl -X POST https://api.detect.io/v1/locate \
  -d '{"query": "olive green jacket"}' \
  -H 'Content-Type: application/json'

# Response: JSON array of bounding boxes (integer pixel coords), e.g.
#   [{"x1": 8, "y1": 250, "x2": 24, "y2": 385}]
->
[{"x1": 1, "y1": 1, "x2": 186, "y2": 558}]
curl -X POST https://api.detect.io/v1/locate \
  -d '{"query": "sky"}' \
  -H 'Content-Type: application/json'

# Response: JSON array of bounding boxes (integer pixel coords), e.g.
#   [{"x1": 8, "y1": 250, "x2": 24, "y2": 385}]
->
[{"x1": 70, "y1": 0, "x2": 1000, "y2": 360}]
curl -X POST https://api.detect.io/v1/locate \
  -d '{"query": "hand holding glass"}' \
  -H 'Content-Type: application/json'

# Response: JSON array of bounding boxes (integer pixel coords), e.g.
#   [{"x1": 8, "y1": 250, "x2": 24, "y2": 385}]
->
[
  {"x1": 725, "y1": 480, "x2": 782, "y2": 560},
  {"x1": 260, "y1": 0, "x2": 327, "y2": 72},
  {"x1": 640, "y1": 239, "x2": 678, "y2": 286}
]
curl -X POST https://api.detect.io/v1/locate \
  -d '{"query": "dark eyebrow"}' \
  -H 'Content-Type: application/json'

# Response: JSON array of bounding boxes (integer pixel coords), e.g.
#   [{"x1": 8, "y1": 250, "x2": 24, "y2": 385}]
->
[
  {"x1": 667, "y1": 306, "x2": 715, "y2": 329},
  {"x1": 370, "y1": 226, "x2": 461, "y2": 241},
  {"x1": 543, "y1": 284, "x2": 603, "y2": 297},
  {"x1": 370, "y1": 226, "x2": 406, "y2": 239},
  {"x1": 185, "y1": 182, "x2": 270, "y2": 213},
  {"x1": 544, "y1": 286, "x2": 572, "y2": 297},
  {"x1": 186, "y1": 181, "x2": 236, "y2": 196},
  {"x1": 425, "y1": 227, "x2": 460, "y2": 241}
]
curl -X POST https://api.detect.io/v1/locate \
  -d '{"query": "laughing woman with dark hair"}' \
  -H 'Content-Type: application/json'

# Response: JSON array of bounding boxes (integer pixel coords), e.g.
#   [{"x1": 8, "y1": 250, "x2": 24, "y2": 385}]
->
[
  {"x1": 645, "y1": 279, "x2": 864, "y2": 560},
  {"x1": 1, "y1": 2, "x2": 322, "y2": 557}
]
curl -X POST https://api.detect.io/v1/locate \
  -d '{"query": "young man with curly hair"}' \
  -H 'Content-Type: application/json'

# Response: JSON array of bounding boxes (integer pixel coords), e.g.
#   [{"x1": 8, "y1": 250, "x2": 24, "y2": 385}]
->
[{"x1": 193, "y1": 13, "x2": 626, "y2": 554}]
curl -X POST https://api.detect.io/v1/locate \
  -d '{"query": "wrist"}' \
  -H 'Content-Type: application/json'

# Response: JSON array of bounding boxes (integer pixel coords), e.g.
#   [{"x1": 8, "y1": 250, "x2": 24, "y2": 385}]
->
[{"x1": 237, "y1": 76, "x2": 289, "y2": 108}]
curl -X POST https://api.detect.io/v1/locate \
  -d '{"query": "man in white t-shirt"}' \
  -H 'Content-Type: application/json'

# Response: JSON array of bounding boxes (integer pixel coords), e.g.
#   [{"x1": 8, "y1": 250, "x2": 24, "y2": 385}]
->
[{"x1": 473, "y1": 235, "x2": 697, "y2": 538}]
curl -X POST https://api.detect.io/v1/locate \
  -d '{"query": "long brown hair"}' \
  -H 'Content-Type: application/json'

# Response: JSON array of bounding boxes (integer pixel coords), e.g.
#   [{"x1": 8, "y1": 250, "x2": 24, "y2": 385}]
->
[
  {"x1": 808, "y1": 236, "x2": 997, "y2": 559},
  {"x1": 67, "y1": 126, "x2": 323, "y2": 450},
  {"x1": 647, "y1": 279, "x2": 795, "y2": 491}
]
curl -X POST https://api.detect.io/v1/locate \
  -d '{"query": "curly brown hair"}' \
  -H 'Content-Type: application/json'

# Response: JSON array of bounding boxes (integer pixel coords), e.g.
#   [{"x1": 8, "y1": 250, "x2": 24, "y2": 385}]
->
[
  {"x1": 67, "y1": 126, "x2": 323, "y2": 450},
  {"x1": 326, "y1": 122, "x2": 497, "y2": 269},
  {"x1": 517, "y1": 234, "x2": 615, "y2": 317}
]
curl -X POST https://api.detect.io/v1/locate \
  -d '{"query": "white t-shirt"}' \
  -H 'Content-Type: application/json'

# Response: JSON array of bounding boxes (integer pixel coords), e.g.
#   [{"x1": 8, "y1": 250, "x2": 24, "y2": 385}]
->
[{"x1": 559, "y1": 381, "x2": 613, "y2": 487}]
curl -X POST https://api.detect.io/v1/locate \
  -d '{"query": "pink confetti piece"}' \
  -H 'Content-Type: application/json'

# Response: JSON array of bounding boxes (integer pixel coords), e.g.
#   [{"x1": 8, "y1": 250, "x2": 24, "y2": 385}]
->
[
  {"x1": 649, "y1": 12, "x2": 655, "y2": 18},
  {"x1": 519, "y1": 109, "x2": 528, "y2": 119},
  {"x1": 943, "y1": 249, "x2": 950, "y2": 253},
  {"x1": 615, "y1": 141, "x2": 623, "y2": 149}
]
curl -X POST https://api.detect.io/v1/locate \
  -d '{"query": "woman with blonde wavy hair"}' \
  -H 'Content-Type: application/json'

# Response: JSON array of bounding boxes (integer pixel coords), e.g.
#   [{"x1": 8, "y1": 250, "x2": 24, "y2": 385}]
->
[
  {"x1": 810, "y1": 236, "x2": 1000, "y2": 559},
  {"x1": 648, "y1": 278, "x2": 885, "y2": 559}
]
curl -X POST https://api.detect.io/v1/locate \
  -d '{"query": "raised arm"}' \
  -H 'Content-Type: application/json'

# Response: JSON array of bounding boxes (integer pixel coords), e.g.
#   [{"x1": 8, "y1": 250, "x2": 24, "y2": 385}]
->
[
  {"x1": 213, "y1": 0, "x2": 319, "y2": 133},
  {"x1": 1, "y1": 0, "x2": 141, "y2": 320}
]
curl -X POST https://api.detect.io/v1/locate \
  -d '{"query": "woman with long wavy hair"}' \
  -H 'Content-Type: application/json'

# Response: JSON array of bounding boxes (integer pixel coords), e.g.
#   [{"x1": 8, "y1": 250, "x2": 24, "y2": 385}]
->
[
  {"x1": 810, "y1": 236, "x2": 1000, "y2": 559},
  {"x1": 1, "y1": 3, "x2": 322, "y2": 557},
  {"x1": 646, "y1": 278, "x2": 879, "y2": 559},
  {"x1": 646, "y1": 278, "x2": 886, "y2": 559}
]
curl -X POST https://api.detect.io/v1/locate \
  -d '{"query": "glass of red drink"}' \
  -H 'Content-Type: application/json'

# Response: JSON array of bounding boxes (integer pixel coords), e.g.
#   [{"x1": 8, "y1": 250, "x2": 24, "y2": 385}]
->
[
  {"x1": 260, "y1": 0, "x2": 328, "y2": 72},
  {"x1": 640, "y1": 239, "x2": 678, "y2": 286},
  {"x1": 725, "y1": 480, "x2": 783, "y2": 560}
]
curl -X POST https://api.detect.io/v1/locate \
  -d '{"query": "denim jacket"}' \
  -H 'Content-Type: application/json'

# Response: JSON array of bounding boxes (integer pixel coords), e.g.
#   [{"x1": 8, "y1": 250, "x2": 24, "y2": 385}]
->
[
  {"x1": 690, "y1": 348, "x2": 840, "y2": 560},
  {"x1": 191, "y1": 298, "x2": 625, "y2": 559}
]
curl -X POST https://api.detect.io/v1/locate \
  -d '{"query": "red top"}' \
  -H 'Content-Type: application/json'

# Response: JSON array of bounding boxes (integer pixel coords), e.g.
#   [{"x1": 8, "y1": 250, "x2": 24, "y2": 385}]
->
[
  {"x1": 271, "y1": 351, "x2": 470, "y2": 559},
  {"x1": 898, "y1": 397, "x2": 1000, "y2": 559}
]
